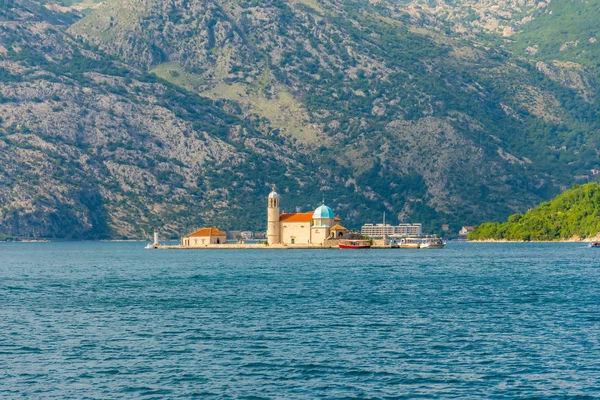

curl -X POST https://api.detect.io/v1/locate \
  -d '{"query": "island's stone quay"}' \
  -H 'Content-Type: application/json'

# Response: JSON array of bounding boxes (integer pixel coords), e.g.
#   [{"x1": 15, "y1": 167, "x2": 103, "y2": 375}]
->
[
  {"x1": 158, "y1": 244, "x2": 332, "y2": 250},
  {"x1": 157, "y1": 239, "x2": 395, "y2": 250},
  {"x1": 156, "y1": 190, "x2": 441, "y2": 250},
  {"x1": 171, "y1": 189, "x2": 363, "y2": 250}
]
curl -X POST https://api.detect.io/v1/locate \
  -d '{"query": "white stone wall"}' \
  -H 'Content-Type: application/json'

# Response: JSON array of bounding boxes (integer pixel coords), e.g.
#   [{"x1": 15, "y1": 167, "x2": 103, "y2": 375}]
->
[
  {"x1": 280, "y1": 222, "x2": 311, "y2": 245},
  {"x1": 183, "y1": 235, "x2": 226, "y2": 246},
  {"x1": 310, "y1": 227, "x2": 330, "y2": 245}
]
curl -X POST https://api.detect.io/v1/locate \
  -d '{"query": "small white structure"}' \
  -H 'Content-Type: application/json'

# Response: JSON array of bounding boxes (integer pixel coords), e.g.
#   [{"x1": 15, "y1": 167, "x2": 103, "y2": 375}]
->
[
  {"x1": 153, "y1": 229, "x2": 159, "y2": 247},
  {"x1": 459, "y1": 226, "x2": 474, "y2": 236}
]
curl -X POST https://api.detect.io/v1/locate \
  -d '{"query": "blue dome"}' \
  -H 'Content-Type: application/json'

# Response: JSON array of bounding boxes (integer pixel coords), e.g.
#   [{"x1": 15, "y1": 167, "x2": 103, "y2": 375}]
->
[{"x1": 313, "y1": 204, "x2": 334, "y2": 219}]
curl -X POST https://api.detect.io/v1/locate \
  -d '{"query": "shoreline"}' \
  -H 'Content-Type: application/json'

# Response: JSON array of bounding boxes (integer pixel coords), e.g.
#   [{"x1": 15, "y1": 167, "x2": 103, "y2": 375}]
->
[
  {"x1": 468, "y1": 238, "x2": 595, "y2": 243},
  {"x1": 156, "y1": 244, "x2": 403, "y2": 250}
]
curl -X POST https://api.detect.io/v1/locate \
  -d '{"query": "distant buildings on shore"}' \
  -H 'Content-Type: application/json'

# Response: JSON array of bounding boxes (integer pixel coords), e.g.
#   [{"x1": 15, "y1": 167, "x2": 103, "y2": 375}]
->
[
  {"x1": 224, "y1": 231, "x2": 255, "y2": 240},
  {"x1": 361, "y1": 223, "x2": 422, "y2": 238},
  {"x1": 459, "y1": 226, "x2": 474, "y2": 236}
]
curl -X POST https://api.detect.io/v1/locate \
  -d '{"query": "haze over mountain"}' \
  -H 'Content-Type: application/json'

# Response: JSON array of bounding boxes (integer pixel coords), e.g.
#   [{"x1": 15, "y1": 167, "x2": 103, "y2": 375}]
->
[{"x1": 1, "y1": 0, "x2": 599, "y2": 239}]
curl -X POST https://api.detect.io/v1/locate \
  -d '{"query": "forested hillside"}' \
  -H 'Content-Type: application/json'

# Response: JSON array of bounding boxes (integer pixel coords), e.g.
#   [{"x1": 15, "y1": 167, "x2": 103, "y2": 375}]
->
[
  {"x1": 468, "y1": 183, "x2": 600, "y2": 241},
  {"x1": 1, "y1": 0, "x2": 599, "y2": 239}
]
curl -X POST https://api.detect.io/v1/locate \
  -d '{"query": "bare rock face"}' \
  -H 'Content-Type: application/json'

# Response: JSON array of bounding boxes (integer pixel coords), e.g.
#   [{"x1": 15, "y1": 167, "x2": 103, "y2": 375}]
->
[
  {"x1": 68, "y1": 0, "x2": 255, "y2": 81},
  {"x1": 405, "y1": 0, "x2": 550, "y2": 36},
  {"x1": 536, "y1": 61, "x2": 596, "y2": 100}
]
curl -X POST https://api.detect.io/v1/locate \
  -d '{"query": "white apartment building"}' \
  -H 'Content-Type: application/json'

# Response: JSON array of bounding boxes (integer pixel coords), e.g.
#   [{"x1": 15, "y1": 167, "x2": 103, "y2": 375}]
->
[{"x1": 361, "y1": 223, "x2": 422, "y2": 237}]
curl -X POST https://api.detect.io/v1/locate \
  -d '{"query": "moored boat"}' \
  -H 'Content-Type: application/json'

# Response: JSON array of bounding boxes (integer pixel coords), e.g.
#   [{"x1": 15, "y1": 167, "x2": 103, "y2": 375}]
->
[
  {"x1": 399, "y1": 238, "x2": 421, "y2": 249},
  {"x1": 339, "y1": 239, "x2": 371, "y2": 249},
  {"x1": 421, "y1": 237, "x2": 445, "y2": 249}
]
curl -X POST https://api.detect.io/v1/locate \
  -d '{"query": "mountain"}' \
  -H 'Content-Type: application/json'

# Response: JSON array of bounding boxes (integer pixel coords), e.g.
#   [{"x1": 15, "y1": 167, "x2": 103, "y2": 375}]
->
[
  {"x1": 468, "y1": 182, "x2": 600, "y2": 241},
  {"x1": 511, "y1": 0, "x2": 600, "y2": 67},
  {"x1": 407, "y1": 0, "x2": 599, "y2": 98},
  {"x1": 0, "y1": 0, "x2": 328, "y2": 239},
  {"x1": 1, "y1": 0, "x2": 600, "y2": 239}
]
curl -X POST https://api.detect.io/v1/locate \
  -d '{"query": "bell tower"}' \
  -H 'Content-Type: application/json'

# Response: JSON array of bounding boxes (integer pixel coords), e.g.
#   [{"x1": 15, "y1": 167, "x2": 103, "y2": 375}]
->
[{"x1": 267, "y1": 188, "x2": 281, "y2": 245}]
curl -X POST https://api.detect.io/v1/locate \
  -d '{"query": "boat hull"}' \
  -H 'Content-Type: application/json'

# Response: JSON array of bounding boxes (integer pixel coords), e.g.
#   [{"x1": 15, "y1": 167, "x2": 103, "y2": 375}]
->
[
  {"x1": 339, "y1": 240, "x2": 371, "y2": 249},
  {"x1": 421, "y1": 243, "x2": 445, "y2": 249},
  {"x1": 399, "y1": 243, "x2": 420, "y2": 249}
]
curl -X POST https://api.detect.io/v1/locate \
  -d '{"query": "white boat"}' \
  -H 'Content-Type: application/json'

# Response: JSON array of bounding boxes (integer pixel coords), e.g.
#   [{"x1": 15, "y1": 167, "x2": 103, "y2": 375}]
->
[
  {"x1": 399, "y1": 238, "x2": 421, "y2": 249},
  {"x1": 589, "y1": 241, "x2": 600, "y2": 248},
  {"x1": 145, "y1": 243, "x2": 155, "y2": 249},
  {"x1": 398, "y1": 236, "x2": 445, "y2": 249},
  {"x1": 421, "y1": 237, "x2": 445, "y2": 249}
]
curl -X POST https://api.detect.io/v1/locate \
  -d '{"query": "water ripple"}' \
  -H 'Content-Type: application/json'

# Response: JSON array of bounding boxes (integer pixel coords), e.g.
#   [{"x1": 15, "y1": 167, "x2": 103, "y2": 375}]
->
[{"x1": 1, "y1": 242, "x2": 599, "y2": 398}]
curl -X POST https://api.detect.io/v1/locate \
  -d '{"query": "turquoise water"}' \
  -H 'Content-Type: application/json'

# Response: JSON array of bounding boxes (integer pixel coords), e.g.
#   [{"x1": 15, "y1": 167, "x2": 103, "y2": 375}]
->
[{"x1": 1, "y1": 242, "x2": 599, "y2": 398}]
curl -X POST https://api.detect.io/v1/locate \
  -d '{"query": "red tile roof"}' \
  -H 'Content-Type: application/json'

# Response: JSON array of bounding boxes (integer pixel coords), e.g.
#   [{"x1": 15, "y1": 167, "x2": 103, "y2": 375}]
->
[
  {"x1": 280, "y1": 212, "x2": 313, "y2": 222},
  {"x1": 187, "y1": 227, "x2": 227, "y2": 237},
  {"x1": 334, "y1": 217, "x2": 341, "y2": 221},
  {"x1": 330, "y1": 224, "x2": 347, "y2": 231}
]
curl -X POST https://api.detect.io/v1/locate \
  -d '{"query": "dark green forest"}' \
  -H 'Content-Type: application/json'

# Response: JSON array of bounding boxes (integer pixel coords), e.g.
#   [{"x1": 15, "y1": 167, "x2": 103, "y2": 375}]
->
[{"x1": 469, "y1": 183, "x2": 600, "y2": 241}]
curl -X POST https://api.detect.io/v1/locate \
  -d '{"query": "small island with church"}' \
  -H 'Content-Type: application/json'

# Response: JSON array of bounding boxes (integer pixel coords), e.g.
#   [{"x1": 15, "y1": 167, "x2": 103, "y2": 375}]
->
[{"x1": 153, "y1": 188, "x2": 444, "y2": 249}]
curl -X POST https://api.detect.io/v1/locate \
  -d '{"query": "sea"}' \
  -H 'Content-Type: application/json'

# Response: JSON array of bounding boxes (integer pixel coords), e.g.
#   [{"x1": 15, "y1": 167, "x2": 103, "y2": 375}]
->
[{"x1": 1, "y1": 242, "x2": 599, "y2": 398}]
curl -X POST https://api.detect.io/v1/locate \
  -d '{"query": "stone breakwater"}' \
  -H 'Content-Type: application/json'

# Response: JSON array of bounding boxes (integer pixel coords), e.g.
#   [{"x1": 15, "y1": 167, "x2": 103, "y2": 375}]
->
[
  {"x1": 156, "y1": 243, "x2": 396, "y2": 250},
  {"x1": 158, "y1": 244, "x2": 330, "y2": 250}
]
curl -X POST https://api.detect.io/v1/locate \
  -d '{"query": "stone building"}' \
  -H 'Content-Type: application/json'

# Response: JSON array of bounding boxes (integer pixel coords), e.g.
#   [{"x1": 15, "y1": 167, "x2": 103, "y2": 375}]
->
[
  {"x1": 182, "y1": 227, "x2": 227, "y2": 247},
  {"x1": 266, "y1": 189, "x2": 347, "y2": 245},
  {"x1": 330, "y1": 224, "x2": 348, "y2": 239}
]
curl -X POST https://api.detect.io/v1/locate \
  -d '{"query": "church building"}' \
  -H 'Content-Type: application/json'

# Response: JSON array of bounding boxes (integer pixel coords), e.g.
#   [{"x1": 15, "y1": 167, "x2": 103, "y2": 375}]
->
[{"x1": 266, "y1": 189, "x2": 347, "y2": 245}]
